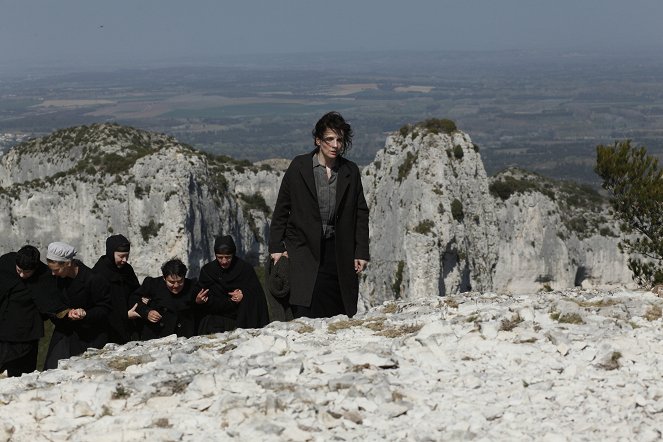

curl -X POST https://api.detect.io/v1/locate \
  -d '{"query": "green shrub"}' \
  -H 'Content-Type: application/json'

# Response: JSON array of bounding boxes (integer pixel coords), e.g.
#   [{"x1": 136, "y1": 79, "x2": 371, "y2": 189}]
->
[
  {"x1": 419, "y1": 118, "x2": 457, "y2": 135},
  {"x1": 397, "y1": 151, "x2": 417, "y2": 182},
  {"x1": 413, "y1": 219, "x2": 435, "y2": 235},
  {"x1": 392, "y1": 261, "x2": 405, "y2": 298},
  {"x1": 453, "y1": 145, "x2": 464, "y2": 159},
  {"x1": 240, "y1": 192, "x2": 270, "y2": 215},
  {"x1": 140, "y1": 220, "x2": 163, "y2": 242},
  {"x1": 451, "y1": 199, "x2": 464, "y2": 221}
]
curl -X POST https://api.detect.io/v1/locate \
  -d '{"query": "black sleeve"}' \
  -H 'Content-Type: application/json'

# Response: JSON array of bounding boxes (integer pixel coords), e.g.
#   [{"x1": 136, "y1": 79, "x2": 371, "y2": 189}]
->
[
  {"x1": 131, "y1": 277, "x2": 157, "y2": 319},
  {"x1": 78, "y1": 273, "x2": 112, "y2": 330}
]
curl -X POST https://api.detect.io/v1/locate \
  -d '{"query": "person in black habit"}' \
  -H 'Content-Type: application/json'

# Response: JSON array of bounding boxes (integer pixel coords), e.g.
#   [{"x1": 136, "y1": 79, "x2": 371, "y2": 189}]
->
[
  {"x1": 92, "y1": 234, "x2": 141, "y2": 344},
  {"x1": 0, "y1": 245, "x2": 67, "y2": 376},
  {"x1": 130, "y1": 258, "x2": 208, "y2": 340},
  {"x1": 44, "y1": 241, "x2": 112, "y2": 370},
  {"x1": 197, "y1": 235, "x2": 269, "y2": 333}
]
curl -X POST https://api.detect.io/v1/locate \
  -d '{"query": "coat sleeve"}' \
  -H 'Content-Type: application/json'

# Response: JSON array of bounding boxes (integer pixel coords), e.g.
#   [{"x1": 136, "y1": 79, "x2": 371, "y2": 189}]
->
[
  {"x1": 354, "y1": 173, "x2": 370, "y2": 261},
  {"x1": 269, "y1": 168, "x2": 292, "y2": 254},
  {"x1": 131, "y1": 278, "x2": 155, "y2": 319},
  {"x1": 78, "y1": 274, "x2": 112, "y2": 329},
  {"x1": 235, "y1": 265, "x2": 270, "y2": 328}
]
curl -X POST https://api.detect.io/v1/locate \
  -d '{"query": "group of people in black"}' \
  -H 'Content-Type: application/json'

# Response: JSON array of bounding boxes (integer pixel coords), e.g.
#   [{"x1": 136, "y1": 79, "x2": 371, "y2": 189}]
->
[
  {"x1": 0, "y1": 111, "x2": 371, "y2": 378},
  {"x1": 0, "y1": 234, "x2": 269, "y2": 377}
]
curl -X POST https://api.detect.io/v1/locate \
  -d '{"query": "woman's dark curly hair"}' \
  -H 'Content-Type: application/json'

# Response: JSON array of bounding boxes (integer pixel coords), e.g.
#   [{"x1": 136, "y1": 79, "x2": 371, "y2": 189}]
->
[
  {"x1": 161, "y1": 258, "x2": 188, "y2": 278},
  {"x1": 312, "y1": 111, "x2": 353, "y2": 156}
]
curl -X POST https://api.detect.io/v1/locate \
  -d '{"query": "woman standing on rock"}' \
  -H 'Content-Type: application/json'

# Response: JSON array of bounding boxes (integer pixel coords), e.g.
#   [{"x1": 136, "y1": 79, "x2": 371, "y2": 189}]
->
[
  {"x1": 45, "y1": 241, "x2": 112, "y2": 370},
  {"x1": 269, "y1": 111, "x2": 370, "y2": 318}
]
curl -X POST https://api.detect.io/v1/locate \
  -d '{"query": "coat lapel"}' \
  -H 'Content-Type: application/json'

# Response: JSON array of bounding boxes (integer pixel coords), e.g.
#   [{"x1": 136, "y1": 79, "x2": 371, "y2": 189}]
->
[
  {"x1": 299, "y1": 151, "x2": 318, "y2": 200},
  {"x1": 336, "y1": 159, "x2": 351, "y2": 212}
]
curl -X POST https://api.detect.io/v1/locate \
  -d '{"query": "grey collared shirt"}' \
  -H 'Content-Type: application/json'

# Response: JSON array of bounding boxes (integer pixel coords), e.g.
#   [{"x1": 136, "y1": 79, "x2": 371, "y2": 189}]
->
[{"x1": 312, "y1": 154, "x2": 337, "y2": 239}]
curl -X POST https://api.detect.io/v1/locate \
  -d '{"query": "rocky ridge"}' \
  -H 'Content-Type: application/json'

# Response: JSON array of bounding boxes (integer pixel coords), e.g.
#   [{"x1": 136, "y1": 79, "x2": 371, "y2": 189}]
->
[
  {"x1": 0, "y1": 123, "x2": 283, "y2": 277},
  {"x1": 359, "y1": 120, "x2": 632, "y2": 309},
  {"x1": 1, "y1": 289, "x2": 662, "y2": 441},
  {"x1": 0, "y1": 121, "x2": 634, "y2": 303}
]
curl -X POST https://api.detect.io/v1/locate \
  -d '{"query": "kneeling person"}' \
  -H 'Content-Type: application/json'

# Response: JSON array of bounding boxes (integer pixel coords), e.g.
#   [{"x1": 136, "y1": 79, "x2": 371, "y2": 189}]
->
[
  {"x1": 131, "y1": 259, "x2": 206, "y2": 340},
  {"x1": 197, "y1": 235, "x2": 269, "y2": 334}
]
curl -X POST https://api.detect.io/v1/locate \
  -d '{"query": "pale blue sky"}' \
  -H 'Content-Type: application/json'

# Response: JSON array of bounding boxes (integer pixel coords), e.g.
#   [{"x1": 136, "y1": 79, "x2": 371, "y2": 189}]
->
[{"x1": 2, "y1": 0, "x2": 663, "y2": 68}]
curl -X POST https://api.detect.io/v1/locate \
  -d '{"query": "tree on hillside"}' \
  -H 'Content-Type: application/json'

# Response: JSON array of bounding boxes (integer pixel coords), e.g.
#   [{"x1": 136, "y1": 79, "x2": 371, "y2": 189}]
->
[{"x1": 595, "y1": 140, "x2": 663, "y2": 287}]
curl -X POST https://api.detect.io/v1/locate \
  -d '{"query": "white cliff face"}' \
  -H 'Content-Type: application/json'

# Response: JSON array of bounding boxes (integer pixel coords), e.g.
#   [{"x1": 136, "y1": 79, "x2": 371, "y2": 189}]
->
[
  {"x1": 360, "y1": 124, "x2": 633, "y2": 306},
  {"x1": 360, "y1": 128, "x2": 499, "y2": 310},
  {"x1": 490, "y1": 169, "x2": 633, "y2": 293},
  {"x1": 0, "y1": 123, "x2": 283, "y2": 278},
  {"x1": 1, "y1": 289, "x2": 662, "y2": 441}
]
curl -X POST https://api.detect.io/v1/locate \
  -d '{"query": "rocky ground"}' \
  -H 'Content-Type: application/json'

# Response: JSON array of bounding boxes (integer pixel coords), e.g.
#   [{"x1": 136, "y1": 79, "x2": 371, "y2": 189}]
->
[{"x1": 1, "y1": 289, "x2": 662, "y2": 441}]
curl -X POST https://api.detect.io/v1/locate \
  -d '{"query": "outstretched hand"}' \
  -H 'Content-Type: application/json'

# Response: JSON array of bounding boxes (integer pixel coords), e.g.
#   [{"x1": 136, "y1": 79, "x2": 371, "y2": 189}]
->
[{"x1": 195, "y1": 288, "x2": 210, "y2": 304}]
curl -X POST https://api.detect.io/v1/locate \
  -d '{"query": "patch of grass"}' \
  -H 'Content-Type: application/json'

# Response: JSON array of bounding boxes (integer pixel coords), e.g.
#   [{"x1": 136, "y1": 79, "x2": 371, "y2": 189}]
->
[
  {"x1": 376, "y1": 323, "x2": 423, "y2": 338},
  {"x1": 112, "y1": 385, "x2": 131, "y2": 399},
  {"x1": 382, "y1": 303, "x2": 398, "y2": 314},
  {"x1": 327, "y1": 318, "x2": 364, "y2": 333},
  {"x1": 444, "y1": 298, "x2": 459, "y2": 309},
  {"x1": 295, "y1": 323, "x2": 314, "y2": 334},
  {"x1": 644, "y1": 304, "x2": 662, "y2": 321},
  {"x1": 551, "y1": 312, "x2": 584, "y2": 324},
  {"x1": 465, "y1": 314, "x2": 479, "y2": 323},
  {"x1": 569, "y1": 298, "x2": 619, "y2": 308},
  {"x1": 153, "y1": 418, "x2": 172, "y2": 428},
  {"x1": 500, "y1": 313, "x2": 524, "y2": 331},
  {"x1": 107, "y1": 355, "x2": 153, "y2": 371}
]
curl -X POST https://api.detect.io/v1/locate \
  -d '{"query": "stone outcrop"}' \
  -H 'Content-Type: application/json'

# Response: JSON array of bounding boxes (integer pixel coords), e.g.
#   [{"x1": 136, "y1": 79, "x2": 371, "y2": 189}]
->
[
  {"x1": 1, "y1": 289, "x2": 662, "y2": 440},
  {"x1": 359, "y1": 121, "x2": 632, "y2": 308}
]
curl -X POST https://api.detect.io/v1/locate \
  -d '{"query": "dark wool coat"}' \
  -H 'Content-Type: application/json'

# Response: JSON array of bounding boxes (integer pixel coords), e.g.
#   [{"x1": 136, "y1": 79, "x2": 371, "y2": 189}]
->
[
  {"x1": 268, "y1": 150, "x2": 370, "y2": 316},
  {"x1": 0, "y1": 252, "x2": 63, "y2": 343},
  {"x1": 45, "y1": 261, "x2": 112, "y2": 370},
  {"x1": 130, "y1": 277, "x2": 199, "y2": 340},
  {"x1": 198, "y1": 257, "x2": 269, "y2": 334},
  {"x1": 93, "y1": 255, "x2": 140, "y2": 344}
]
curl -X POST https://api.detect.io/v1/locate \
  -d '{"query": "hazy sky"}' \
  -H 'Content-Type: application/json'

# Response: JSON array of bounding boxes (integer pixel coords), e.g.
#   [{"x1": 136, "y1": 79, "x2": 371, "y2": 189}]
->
[{"x1": 2, "y1": 0, "x2": 663, "y2": 68}]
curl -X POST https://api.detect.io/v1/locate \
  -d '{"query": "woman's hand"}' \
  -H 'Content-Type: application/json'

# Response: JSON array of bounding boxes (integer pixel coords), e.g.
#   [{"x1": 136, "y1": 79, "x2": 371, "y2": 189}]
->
[
  {"x1": 270, "y1": 251, "x2": 288, "y2": 264},
  {"x1": 67, "y1": 308, "x2": 86, "y2": 320},
  {"x1": 147, "y1": 310, "x2": 162, "y2": 323},
  {"x1": 195, "y1": 288, "x2": 210, "y2": 304},
  {"x1": 229, "y1": 289, "x2": 243, "y2": 303},
  {"x1": 354, "y1": 259, "x2": 368, "y2": 274},
  {"x1": 127, "y1": 303, "x2": 141, "y2": 319}
]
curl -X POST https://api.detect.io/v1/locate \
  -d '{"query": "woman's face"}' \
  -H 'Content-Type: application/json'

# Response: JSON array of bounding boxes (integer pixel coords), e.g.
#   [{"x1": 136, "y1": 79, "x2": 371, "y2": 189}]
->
[
  {"x1": 48, "y1": 260, "x2": 72, "y2": 278},
  {"x1": 164, "y1": 274, "x2": 185, "y2": 294},
  {"x1": 316, "y1": 129, "x2": 344, "y2": 163},
  {"x1": 215, "y1": 253, "x2": 233, "y2": 270}
]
